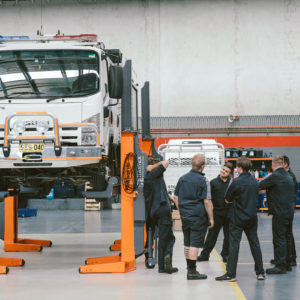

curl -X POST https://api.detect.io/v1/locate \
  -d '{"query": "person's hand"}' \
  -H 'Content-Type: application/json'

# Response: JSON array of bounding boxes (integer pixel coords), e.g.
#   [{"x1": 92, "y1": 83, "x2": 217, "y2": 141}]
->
[
  {"x1": 263, "y1": 198, "x2": 267, "y2": 207},
  {"x1": 208, "y1": 218, "x2": 214, "y2": 229},
  {"x1": 168, "y1": 194, "x2": 175, "y2": 202},
  {"x1": 161, "y1": 160, "x2": 169, "y2": 169}
]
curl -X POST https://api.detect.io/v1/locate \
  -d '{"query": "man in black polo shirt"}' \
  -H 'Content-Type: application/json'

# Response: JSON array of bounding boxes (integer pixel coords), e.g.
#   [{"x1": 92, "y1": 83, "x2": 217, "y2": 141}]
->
[
  {"x1": 144, "y1": 158, "x2": 178, "y2": 274},
  {"x1": 198, "y1": 162, "x2": 233, "y2": 263},
  {"x1": 174, "y1": 154, "x2": 214, "y2": 280},
  {"x1": 259, "y1": 155, "x2": 295, "y2": 274},
  {"x1": 216, "y1": 157, "x2": 264, "y2": 282}
]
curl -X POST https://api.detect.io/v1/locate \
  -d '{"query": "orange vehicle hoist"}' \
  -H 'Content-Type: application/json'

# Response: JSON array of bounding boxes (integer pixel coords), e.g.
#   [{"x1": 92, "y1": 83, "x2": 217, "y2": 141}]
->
[
  {"x1": 108, "y1": 81, "x2": 161, "y2": 269},
  {"x1": 0, "y1": 189, "x2": 52, "y2": 274},
  {"x1": 79, "y1": 61, "x2": 157, "y2": 273}
]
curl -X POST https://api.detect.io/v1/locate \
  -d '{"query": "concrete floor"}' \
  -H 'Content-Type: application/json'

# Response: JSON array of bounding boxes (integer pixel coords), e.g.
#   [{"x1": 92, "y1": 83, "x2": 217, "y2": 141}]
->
[{"x1": 0, "y1": 209, "x2": 299, "y2": 300}]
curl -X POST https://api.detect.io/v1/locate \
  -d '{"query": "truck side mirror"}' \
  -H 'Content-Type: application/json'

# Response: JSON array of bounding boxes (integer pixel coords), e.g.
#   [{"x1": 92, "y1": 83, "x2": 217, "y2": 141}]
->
[{"x1": 108, "y1": 65, "x2": 123, "y2": 99}]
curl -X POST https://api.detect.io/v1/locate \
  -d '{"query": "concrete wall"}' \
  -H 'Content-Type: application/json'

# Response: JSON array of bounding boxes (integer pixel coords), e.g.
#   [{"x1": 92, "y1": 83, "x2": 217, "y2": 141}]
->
[{"x1": 1, "y1": 0, "x2": 300, "y2": 117}]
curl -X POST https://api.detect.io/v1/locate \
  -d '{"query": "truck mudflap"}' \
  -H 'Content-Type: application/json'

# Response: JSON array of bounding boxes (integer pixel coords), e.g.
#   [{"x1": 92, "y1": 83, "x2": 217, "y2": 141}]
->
[{"x1": 82, "y1": 176, "x2": 119, "y2": 200}]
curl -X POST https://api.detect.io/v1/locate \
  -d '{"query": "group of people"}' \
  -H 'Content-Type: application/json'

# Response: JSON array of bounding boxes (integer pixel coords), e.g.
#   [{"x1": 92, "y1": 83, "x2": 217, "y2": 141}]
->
[{"x1": 144, "y1": 153, "x2": 298, "y2": 281}]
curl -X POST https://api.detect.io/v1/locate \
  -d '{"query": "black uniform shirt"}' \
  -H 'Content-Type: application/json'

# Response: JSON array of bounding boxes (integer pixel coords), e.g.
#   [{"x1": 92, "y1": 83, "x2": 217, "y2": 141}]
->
[
  {"x1": 174, "y1": 169, "x2": 207, "y2": 222},
  {"x1": 211, "y1": 175, "x2": 231, "y2": 217},
  {"x1": 225, "y1": 172, "x2": 258, "y2": 225},
  {"x1": 144, "y1": 164, "x2": 170, "y2": 219},
  {"x1": 259, "y1": 167, "x2": 294, "y2": 218}
]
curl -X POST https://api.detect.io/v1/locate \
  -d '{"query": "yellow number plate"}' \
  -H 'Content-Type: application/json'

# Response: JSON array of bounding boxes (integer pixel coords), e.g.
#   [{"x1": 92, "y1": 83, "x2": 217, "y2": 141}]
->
[{"x1": 19, "y1": 143, "x2": 45, "y2": 153}]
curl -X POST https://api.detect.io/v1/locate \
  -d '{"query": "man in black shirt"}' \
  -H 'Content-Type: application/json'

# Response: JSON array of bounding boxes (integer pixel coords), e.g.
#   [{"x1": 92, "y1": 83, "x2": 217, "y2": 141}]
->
[
  {"x1": 174, "y1": 154, "x2": 214, "y2": 280},
  {"x1": 144, "y1": 158, "x2": 178, "y2": 274},
  {"x1": 283, "y1": 155, "x2": 298, "y2": 266},
  {"x1": 259, "y1": 155, "x2": 295, "y2": 274},
  {"x1": 216, "y1": 157, "x2": 264, "y2": 282},
  {"x1": 198, "y1": 162, "x2": 233, "y2": 263}
]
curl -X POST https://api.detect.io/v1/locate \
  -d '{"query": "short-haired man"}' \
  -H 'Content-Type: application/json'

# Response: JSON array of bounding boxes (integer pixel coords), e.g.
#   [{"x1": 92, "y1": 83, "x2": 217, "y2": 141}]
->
[
  {"x1": 282, "y1": 155, "x2": 298, "y2": 266},
  {"x1": 144, "y1": 158, "x2": 178, "y2": 274},
  {"x1": 174, "y1": 154, "x2": 214, "y2": 280},
  {"x1": 259, "y1": 155, "x2": 295, "y2": 274},
  {"x1": 216, "y1": 157, "x2": 265, "y2": 282},
  {"x1": 198, "y1": 162, "x2": 233, "y2": 263}
]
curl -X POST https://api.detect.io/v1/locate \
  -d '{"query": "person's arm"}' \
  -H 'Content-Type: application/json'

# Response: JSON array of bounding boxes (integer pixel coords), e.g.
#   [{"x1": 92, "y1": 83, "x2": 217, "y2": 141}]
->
[
  {"x1": 171, "y1": 195, "x2": 179, "y2": 209},
  {"x1": 224, "y1": 181, "x2": 236, "y2": 204},
  {"x1": 173, "y1": 178, "x2": 181, "y2": 209},
  {"x1": 258, "y1": 173, "x2": 275, "y2": 190},
  {"x1": 145, "y1": 161, "x2": 168, "y2": 180},
  {"x1": 204, "y1": 199, "x2": 214, "y2": 229}
]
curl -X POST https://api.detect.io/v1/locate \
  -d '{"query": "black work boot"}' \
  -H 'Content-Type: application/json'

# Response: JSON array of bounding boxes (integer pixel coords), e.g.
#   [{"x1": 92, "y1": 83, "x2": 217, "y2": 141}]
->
[
  {"x1": 187, "y1": 267, "x2": 207, "y2": 280},
  {"x1": 266, "y1": 266, "x2": 286, "y2": 274},
  {"x1": 164, "y1": 254, "x2": 178, "y2": 274}
]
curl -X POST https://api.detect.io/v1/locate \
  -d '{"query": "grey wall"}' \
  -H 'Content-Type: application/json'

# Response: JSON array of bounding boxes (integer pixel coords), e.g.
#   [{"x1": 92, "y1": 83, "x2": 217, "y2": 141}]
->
[{"x1": 1, "y1": 0, "x2": 300, "y2": 117}]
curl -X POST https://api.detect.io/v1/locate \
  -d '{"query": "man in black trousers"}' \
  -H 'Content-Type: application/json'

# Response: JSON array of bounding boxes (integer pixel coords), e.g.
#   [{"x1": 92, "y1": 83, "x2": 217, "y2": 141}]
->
[
  {"x1": 259, "y1": 155, "x2": 295, "y2": 274},
  {"x1": 216, "y1": 157, "x2": 265, "y2": 282},
  {"x1": 283, "y1": 155, "x2": 298, "y2": 266},
  {"x1": 144, "y1": 158, "x2": 178, "y2": 274},
  {"x1": 198, "y1": 162, "x2": 233, "y2": 263}
]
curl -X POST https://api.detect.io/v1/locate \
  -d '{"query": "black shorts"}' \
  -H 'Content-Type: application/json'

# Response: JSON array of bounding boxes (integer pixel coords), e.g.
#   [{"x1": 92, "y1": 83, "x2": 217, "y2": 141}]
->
[{"x1": 182, "y1": 219, "x2": 207, "y2": 248}]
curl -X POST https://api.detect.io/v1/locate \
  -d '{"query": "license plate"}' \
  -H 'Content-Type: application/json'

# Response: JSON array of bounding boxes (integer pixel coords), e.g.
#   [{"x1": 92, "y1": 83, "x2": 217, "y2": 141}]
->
[{"x1": 19, "y1": 143, "x2": 45, "y2": 153}]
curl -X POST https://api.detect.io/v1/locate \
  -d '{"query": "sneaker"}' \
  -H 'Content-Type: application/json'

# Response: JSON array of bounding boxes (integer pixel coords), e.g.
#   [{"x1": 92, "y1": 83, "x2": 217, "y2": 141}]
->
[
  {"x1": 197, "y1": 255, "x2": 209, "y2": 262},
  {"x1": 187, "y1": 269, "x2": 207, "y2": 280},
  {"x1": 215, "y1": 274, "x2": 236, "y2": 282},
  {"x1": 270, "y1": 259, "x2": 276, "y2": 264},
  {"x1": 257, "y1": 274, "x2": 265, "y2": 280},
  {"x1": 286, "y1": 265, "x2": 292, "y2": 272},
  {"x1": 266, "y1": 267, "x2": 286, "y2": 274}
]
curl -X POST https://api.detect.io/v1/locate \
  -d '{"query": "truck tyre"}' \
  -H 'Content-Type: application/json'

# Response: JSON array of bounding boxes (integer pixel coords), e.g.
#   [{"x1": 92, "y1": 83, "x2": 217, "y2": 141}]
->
[{"x1": 108, "y1": 66, "x2": 123, "y2": 99}]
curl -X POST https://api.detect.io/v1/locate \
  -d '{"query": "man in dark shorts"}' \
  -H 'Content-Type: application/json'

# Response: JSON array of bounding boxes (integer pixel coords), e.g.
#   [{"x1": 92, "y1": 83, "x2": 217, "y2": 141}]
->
[
  {"x1": 259, "y1": 155, "x2": 295, "y2": 274},
  {"x1": 144, "y1": 158, "x2": 178, "y2": 274},
  {"x1": 174, "y1": 154, "x2": 214, "y2": 280},
  {"x1": 198, "y1": 162, "x2": 233, "y2": 263},
  {"x1": 216, "y1": 157, "x2": 265, "y2": 282}
]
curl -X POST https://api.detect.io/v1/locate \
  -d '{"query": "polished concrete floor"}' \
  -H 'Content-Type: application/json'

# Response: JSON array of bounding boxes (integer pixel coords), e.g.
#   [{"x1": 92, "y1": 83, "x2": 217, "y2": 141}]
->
[{"x1": 0, "y1": 209, "x2": 299, "y2": 300}]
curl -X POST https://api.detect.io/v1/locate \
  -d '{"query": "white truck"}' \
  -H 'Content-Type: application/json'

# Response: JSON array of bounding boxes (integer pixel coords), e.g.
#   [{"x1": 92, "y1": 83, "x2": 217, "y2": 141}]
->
[
  {"x1": 157, "y1": 139, "x2": 225, "y2": 193},
  {"x1": 0, "y1": 34, "x2": 128, "y2": 196}
]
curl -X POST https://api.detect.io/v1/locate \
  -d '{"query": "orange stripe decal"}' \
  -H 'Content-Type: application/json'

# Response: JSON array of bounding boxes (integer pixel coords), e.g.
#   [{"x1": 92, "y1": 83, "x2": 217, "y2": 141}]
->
[
  {"x1": 4, "y1": 118, "x2": 8, "y2": 147},
  {"x1": 54, "y1": 118, "x2": 61, "y2": 146},
  {"x1": 16, "y1": 112, "x2": 47, "y2": 115},
  {"x1": 15, "y1": 136, "x2": 47, "y2": 139}
]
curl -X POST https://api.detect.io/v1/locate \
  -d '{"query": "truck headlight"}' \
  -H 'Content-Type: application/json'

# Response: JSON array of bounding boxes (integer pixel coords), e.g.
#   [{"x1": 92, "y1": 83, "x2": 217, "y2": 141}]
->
[
  {"x1": 81, "y1": 127, "x2": 97, "y2": 146},
  {"x1": 37, "y1": 120, "x2": 49, "y2": 133},
  {"x1": 13, "y1": 121, "x2": 25, "y2": 134}
]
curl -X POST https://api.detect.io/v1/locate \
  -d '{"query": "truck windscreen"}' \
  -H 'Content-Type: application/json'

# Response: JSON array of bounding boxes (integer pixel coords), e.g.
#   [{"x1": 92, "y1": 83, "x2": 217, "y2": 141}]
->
[{"x1": 0, "y1": 50, "x2": 99, "y2": 99}]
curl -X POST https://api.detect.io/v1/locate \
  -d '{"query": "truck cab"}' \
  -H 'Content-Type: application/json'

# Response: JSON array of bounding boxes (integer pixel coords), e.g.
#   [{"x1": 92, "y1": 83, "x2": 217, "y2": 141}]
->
[{"x1": 0, "y1": 34, "x2": 124, "y2": 195}]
